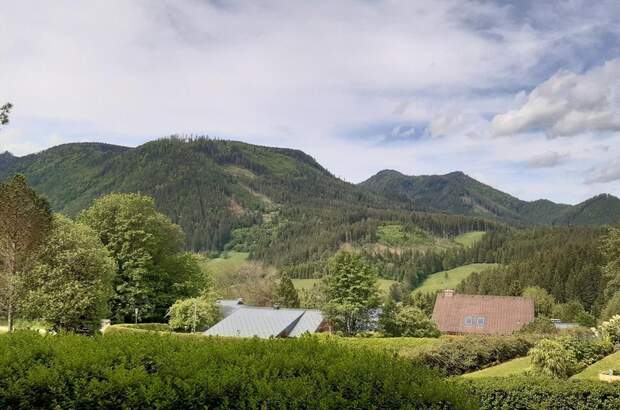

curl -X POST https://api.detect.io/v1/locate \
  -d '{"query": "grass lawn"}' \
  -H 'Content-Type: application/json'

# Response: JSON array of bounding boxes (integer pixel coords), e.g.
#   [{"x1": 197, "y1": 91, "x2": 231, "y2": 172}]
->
[
  {"x1": 292, "y1": 278, "x2": 398, "y2": 295},
  {"x1": 571, "y1": 350, "x2": 620, "y2": 381},
  {"x1": 454, "y1": 231, "x2": 486, "y2": 247},
  {"x1": 461, "y1": 356, "x2": 531, "y2": 379},
  {"x1": 413, "y1": 263, "x2": 498, "y2": 294},
  {"x1": 203, "y1": 251, "x2": 249, "y2": 277}
]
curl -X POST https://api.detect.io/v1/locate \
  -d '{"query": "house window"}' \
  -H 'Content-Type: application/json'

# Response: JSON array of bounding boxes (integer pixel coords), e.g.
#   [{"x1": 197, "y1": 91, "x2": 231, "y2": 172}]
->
[
  {"x1": 477, "y1": 317, "x2": 486, "y2": 327},
  {"x1": 464, "y1": 316, "x2": 473, "y2": 326}
]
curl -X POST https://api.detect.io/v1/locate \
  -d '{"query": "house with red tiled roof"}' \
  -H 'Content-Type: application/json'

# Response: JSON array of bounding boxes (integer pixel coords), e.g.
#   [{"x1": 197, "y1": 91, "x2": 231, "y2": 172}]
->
[{"x1": 431, "y1": 290, "x2": 535, "y2": 335}]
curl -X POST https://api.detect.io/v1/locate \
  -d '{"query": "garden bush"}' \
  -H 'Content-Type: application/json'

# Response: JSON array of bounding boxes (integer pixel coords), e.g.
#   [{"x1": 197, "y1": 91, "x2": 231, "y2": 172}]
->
[
  {"x1": 462, "y1": 376, "x2": 620, "y2": 409},
  {"x1": 529, "y1": 336, "x2": 613, "y2": 378},
  {"x1": 412, "y1": 335, "x2": 538, "y2": 375},
  {"x1": 0, "y1": 332, "x2": 474, "y2": 409}
]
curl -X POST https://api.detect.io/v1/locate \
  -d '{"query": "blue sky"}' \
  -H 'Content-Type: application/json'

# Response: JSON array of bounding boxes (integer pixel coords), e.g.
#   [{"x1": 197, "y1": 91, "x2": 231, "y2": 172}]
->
[{"x1": 1, "y1": 0, "x2": 620, "y2": 204}]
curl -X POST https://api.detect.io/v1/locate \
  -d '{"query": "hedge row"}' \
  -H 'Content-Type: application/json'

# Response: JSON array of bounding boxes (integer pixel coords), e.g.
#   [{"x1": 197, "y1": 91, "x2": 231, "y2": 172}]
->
[
  {"x1": 412, "y1": 335, "x2": 539, "y2": 375},
  {"x1": 462, "y1": 376, "x2": 620, "y2": 409},
  {"x1": 0, "y1": 332, "x2": 474, "y2": 409}
]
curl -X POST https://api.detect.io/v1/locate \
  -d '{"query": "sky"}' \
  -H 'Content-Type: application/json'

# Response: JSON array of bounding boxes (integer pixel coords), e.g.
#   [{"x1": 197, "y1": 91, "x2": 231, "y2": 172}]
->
[{"x1": 1, "y1": 0, "x2": 620, "y2": 204}]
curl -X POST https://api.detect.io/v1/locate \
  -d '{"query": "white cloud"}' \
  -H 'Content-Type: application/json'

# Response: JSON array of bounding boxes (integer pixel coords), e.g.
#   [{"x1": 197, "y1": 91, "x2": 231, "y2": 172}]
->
[
  {"x1": 525, "y1": 151, "x2": 569, "y2": 168},
  {"x1": 586, "y1": 160, "x2": 620, "y2": 184},
  {"x1": 492, "y1": 59, "x2": 620, "y2": 137}
]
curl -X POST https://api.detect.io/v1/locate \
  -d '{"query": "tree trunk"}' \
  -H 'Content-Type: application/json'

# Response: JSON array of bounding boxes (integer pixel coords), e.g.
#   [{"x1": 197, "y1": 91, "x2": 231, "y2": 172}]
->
[{"x1": 7, "y1": 303, "x2": 13, "y2": 333}]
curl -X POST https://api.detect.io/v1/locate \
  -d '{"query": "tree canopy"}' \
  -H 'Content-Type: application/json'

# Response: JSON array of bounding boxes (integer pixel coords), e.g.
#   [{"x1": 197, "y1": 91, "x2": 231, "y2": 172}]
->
[{"x1": 79, "y1": 193, "x2": 201, "y2": 322}]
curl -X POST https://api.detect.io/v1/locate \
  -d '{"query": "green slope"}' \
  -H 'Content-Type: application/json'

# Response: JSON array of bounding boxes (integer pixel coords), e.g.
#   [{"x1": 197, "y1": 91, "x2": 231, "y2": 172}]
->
[
  {"x1": 413, "y1": 263, "x2": 498, "y2": 294},
  {"x1": 462, "y1": 357, "x2": 531, "y2": 379},
  {"x1": 571, "y1": 351, "x2": 620, "y2": 381},
  {"x1": 359, "y1": 169, "x2": 619, "y2": 226}
]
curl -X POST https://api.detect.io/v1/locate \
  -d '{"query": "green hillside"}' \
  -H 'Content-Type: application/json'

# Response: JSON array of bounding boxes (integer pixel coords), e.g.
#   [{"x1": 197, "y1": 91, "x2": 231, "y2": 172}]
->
[
  {"x1": 462, "y1": 357, "x2": 531, "y2": 379},
  {"x1": 359, "y1": 169, "x2": 619, "y2": 226},
  {"x1": 413, "y1": 263, "x2": 498, "y2": 294}
]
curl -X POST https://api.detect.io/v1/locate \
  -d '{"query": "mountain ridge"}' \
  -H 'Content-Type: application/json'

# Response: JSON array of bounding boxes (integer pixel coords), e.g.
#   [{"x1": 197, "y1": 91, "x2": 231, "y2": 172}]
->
[{"x1": 359, "y1": 169, "x2": 619, "y2": 226}]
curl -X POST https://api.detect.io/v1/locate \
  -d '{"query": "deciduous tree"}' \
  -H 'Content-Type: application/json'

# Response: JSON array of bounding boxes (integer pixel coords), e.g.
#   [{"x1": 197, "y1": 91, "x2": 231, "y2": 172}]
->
[
  {"x1": 20, "y1": 215, "x2": 115, "y2": 333},
  {"x1": 276, "y1": 273, "x2": 300, "y2": 308},
  {"x1": 0, "y1": 175, "x2": 52, "y2": 332}
]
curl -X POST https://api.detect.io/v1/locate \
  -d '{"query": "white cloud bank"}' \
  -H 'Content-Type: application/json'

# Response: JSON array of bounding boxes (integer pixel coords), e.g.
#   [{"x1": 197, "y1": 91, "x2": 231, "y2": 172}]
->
[{"x1": 492, "y1": 59, "x2": 620, "y2": 137}]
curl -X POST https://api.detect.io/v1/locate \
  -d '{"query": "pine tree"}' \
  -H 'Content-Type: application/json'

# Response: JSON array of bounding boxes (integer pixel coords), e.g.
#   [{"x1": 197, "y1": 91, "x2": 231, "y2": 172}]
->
[{"x1": 276, "y1": 273, "x2": 300, "y2": 308}]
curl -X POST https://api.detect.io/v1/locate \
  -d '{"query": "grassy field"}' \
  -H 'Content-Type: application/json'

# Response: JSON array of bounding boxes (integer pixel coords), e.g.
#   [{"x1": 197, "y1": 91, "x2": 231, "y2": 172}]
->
[
  {"x1": 462, "y1": 356, "x2": 531, "y2": 379},
  {"x1": 413, "y1": 263, "x2": 498, "y2": 294},
  {"x1": 292, "y1": 278, "x2": 398, "y2": 295},
  {"x1": 454, "y1": 231, "x2": 486, "y2": 247},
  {"x1": 571, "y1": 350, "x2": 620, "y2": 381},
  {"x1": 202, "y1": 251, "x2": 249, "y2": 277}
]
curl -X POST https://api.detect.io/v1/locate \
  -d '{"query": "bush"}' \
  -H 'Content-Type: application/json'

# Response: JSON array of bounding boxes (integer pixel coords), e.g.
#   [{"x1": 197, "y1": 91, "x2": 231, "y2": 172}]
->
[
  {"x1": 462, "y1": 376, "x2": 620, "y2": 409},
  {"x1": 167, "y1": 295, "x2": 220, "y2": 332},
  {"x1": 394, "y1": 306, "x2": 440, "y2": 337},
  {"x1": 593, "y1": 314, "x2": 620, "y2": 345},
  {"x1": 519, "y1": 317, "x2": 557, "y2": 334},
  {"x1": 529, "y1": 336, "x2": 613, "y2": 378},
  {"x1": 412, "y1": 335, "x2": 537, "y2": 376},
  {"x1": 0, "y1": 332, "x2": 475, "y2": 409}
]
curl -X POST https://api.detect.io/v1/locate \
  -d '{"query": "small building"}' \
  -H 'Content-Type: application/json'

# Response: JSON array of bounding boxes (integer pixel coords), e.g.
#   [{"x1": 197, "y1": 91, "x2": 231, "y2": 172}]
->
[
  {"x1": 431, "y1": 290, "x2": 534, "y2": 335},
  {"x1": 204, "y1": 301, "x2": 327, "y2": 338}
]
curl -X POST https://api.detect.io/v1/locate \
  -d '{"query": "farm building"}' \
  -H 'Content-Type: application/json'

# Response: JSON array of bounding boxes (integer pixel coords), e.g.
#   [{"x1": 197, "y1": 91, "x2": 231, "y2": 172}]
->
[
  {"x1": 431, "y1": 290, "x2": 534, "y2": 335},
  {"x1": 204, "y1": 300, "x2": 327, "y2": 338}
]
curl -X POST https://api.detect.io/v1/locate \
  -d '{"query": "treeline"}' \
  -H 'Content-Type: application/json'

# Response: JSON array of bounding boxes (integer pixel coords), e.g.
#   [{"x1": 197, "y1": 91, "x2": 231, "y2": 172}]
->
[
  {"x1": 457, "y1": 227, "x2": 607, "y2": 314},
  {"x1": 238, "y1": 204, "x2": 505, "y2": 279}
]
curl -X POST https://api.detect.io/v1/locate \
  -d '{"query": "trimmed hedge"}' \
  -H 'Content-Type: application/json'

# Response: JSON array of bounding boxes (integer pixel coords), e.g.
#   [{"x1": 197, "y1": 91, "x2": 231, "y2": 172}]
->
[
  {"x1": 0, "y1": 332, "x2": 474, "y2": 409},
  {"x1": 413, "y1": 335, "x2": 538, "y2": 375},
  {"x1": 462, "y1": 376, "x2": 620, "y2": 409}
]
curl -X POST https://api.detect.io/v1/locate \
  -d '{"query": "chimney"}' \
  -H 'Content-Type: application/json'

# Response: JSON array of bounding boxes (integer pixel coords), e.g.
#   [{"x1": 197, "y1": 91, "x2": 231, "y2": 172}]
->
[{"x1": 443, "y1": 289, "x2": 455, "y2": 297}]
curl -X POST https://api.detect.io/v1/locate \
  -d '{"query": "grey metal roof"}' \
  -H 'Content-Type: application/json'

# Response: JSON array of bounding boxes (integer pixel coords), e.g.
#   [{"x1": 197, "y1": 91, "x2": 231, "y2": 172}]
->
[
  {"x1": 288, "y1": 310, "x2": 324, "y2": 337},
  {"x1": 204, "y1": 307, "x2": 324, "y2": 338},
  {"x1": 216, "y1": 299, "x2": 245, "y2": 318}
]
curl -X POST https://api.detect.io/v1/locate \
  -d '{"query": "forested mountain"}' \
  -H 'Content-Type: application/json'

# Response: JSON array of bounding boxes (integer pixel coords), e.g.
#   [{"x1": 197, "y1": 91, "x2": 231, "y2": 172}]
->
[
  {"x1": 359, "y1": 169, "x2": 620, "y2": 226},
  {"x1": 1, "y1": 138, "x2": 500, "y2": 253}
]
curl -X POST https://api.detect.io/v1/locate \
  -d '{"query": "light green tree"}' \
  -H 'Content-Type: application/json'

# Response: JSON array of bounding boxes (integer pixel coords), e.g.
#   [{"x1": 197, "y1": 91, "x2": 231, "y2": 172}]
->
[
  {"x1": 19, "y1": 215, "x2": 115, "y2": 333},
  {"x1": 394, "y1": 306, "x2": 440, "y2": 337},
  {"x1": 79, "y1": 193, "x2": 202, "y2": 322},
  {"x1": 529, "y1": 338, "x2": 578, "y2": 379},
  {"x1": 0, "y1": 175, "x2": 53, "y2": 332},
  {"x1": 522, "y1": 286, "x2": 556, "y2": 317},
  {"x1": 167, "y1": 292, "x2": 220, "y2": 332},
  {"x1": 602, "y1": 291, "x2": 620, "y2": 320},
  {"x1": 323, "y1": 252, "x2": 379, "y2": 335}
]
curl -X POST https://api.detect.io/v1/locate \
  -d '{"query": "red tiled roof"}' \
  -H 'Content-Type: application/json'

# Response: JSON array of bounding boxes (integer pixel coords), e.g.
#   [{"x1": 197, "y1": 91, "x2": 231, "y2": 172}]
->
[{"x1": 431, "y1": 291, "x2": 535, "y2": 335}]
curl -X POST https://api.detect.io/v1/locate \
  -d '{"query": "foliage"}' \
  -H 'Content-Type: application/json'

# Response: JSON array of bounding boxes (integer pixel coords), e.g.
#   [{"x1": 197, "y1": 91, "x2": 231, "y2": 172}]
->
[
  {"x1": 212, "y1": 260, "x2": 278, "y2": 306},
  {"x1": 376, "y1": 224, "x2": 431, "y2": 247},
  {"x1": 0, "y1": 174, "x2": 53, "y2": 332},
  {"x1": 413, "y1": 335, "x2": 537, "y2": 376},
  {"x1": 522, "y1": 286, "x2": 556, "y2": 317},
  {"x1": 457, "y1": 227, "x2": 606, "y2": 315},
  {"x1": 519, "y1": 317, "x2": 558, "y2": 335},
  {"x1": 79, "y1": 193, "x2": 202, "y2": 322},
  {"x1": 602, "y1": 227, "x2": 620, "y2": 301},
  {"x1": 529, "y1": 336, "x2": 613, "y2": 379},
  {"x1": 0, "y1": 102, "x2": 12, "y2": 125},
  {"x1": 167, "y1": 294, "x2": 220, "y2": 332},
  {"x1": 394, "y1": 306, "x2": 440, "y2": 337},
  {"x1": 529, "y1": 338, "x2": 578, "y2": 379},
  {"x1": 551, "y1": 300, "x2": 593, "y2": 325},
  {"x1": 19, "y1": 215, "x2": 115, "y2": 333},
  {"x1": 275, "y1": 273, "x2": 300, "y2": 308},
  {"x1": 406, "y1": 291, "x2": 437, "y2": 317},
  {"x1": 0, "y1": 332, "x2": 475, "y2": 409},
  {"x1": 592, "y1": 315, "x2": 620, "y2": 345},
  {"x1": 601, "y1": 291, "x2": 620, "y2": 320},
  {"x1": 462, "y1": 376, "x2": 620, "y2": 409},
  {"x1": 323, "y1": 252, "x2": 380, "y2": 335}
]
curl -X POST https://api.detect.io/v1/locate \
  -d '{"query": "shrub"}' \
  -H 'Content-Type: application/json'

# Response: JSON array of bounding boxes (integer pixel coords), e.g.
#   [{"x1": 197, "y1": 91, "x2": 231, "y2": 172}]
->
[
  {"x1": 593, "y1": 314, "x2": 620, "y2": 345},
  {"x1": 601, "y1": 291, "x2": 620, "y2": 320},
  {"x1": 529, "y1": 338, "x2": 578, "y2": 378},
  {"x1": 529, "y1": 336, "x2": 613, "y2": 378},
  {"x1": 394, "y1": 306, "x2": 440, "y2": 337},
  {"x1": 0, "y1": 332, "x2": 475, "y2": 409},
  {"x1": 519, "y1": 316, "x2": 557, "y2": 335},
  {"x1": 167, "y1": 295, "x2": 220, "y2": 332},
  {"x1": 462, "y1": 376, "x2": 620, "y2": 409},
  {"x1": 412, "y1": 335, "x2": 537, "y2": 376}
]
